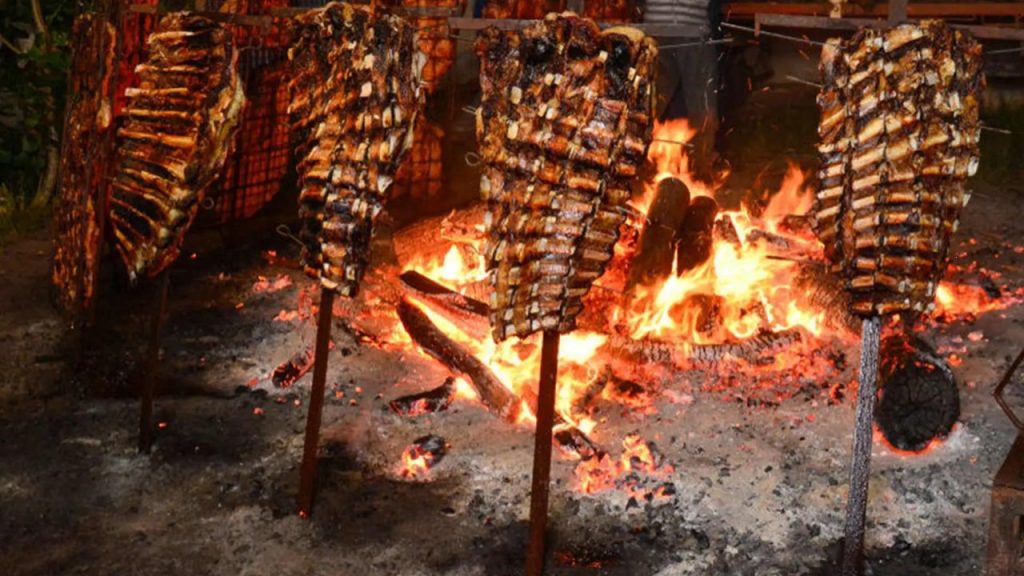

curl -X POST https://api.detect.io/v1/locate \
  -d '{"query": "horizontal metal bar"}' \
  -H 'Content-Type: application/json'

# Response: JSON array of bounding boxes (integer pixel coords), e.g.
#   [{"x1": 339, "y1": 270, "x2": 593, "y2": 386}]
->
[
  {"x1": 754, "y1": 13, "x2": 1024, "y2": 42},
  {"x1": 448, "y1": 16, "x2": 708, "y2": 38},
  {"x1": 726, "y1": 2, "x2": 1024, "y2": 19}
]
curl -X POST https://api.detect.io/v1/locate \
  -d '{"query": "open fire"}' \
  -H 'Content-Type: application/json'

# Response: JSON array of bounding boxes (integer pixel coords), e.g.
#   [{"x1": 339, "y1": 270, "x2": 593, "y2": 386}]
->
[{"x1": 289, "y1": 120, "x2": 1015, "y2": 488}]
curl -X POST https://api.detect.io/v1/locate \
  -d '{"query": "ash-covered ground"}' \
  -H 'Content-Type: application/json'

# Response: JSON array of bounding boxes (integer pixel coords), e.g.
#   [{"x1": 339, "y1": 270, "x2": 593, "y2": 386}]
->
[{"x1": 3, "y1": 87, "x2": 1024, "y2": 575}]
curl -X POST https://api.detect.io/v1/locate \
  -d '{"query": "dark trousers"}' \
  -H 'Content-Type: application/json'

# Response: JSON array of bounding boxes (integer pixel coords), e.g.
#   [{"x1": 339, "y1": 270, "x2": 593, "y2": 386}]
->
[{"x1": 655, "y1": 38, "x2": 719, "y2": 182}]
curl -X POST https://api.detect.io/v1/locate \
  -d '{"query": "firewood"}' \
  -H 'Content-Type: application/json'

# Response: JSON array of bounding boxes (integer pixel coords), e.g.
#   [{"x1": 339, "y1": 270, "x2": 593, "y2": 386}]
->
[
  {"x1": 875, "y1": 336, "x2": 959, "y2": 452},
  {"x1": 397, "y1": 297, "x2": 520, "y2": 421},
  {"x1": 400, "y1": 270, "x2": 490, "y2": 325},
  {"x1": 629, "y1": 177, "x2": 690, "y2": 287},
  {"x1": 675, "y1": 196, "x2": 718, "y2": 274},
  {"x1": 398, "y1": 296, "x2": 602, "y2": 456},
  {"x1": 388, "y1": 377, "x2": 456, "y2": 416},
  {"x1": 607, "y1": 329, "x2": 803, "y2": 367}
]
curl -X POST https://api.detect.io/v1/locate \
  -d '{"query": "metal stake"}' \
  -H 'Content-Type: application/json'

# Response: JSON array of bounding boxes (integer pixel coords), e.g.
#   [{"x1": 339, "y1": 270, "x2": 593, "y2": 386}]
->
[
  {"x1": 525, "y1": 330, "x2": 561, "y2": 576},
  {"x1": 841, "y1": 316, "x2": 882, "y2": 576},
  {"x1": 139, "y1": 270, "x2": 170, "y2": 454},
  {"x1": 298, "y1": 287, "x2": 336, "y2": 517}
]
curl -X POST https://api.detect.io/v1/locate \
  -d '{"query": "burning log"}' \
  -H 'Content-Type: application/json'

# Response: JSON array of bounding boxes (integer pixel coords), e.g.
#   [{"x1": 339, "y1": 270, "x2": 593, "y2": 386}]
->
[
  {"x1": 398, "y1": 296, "x2": 602, "y2": 457},
  {"x1": 712, "y1": 215, "x2": 742, "y2": 248},
  {"x1": 397, "y1": 298, "x2": 520, "y2": 421},
  {"x1": 675, "y1": 196, "x2": 718, "y2": 274},
  {"x1": 629, "y1": 177, "x2": 690, "y2": 286},
  {"x1": 388, "y1": 377, "x2": 456, "y2": 417},
  {"x1": 607, "y1": 329, "x2": 803, "y2": 367},
  {"x1": 745, "y1": 228, "x2": 792, "y2": 252},
  {"x1": 875, "y1": 337, "x2": 960, "y2": 453},
  {"x1": 688, "y1": 330, "x2": 803, "y2": 365},
  {"x1": 399, "y1": 270, "x2": 490, "y2": 333}
]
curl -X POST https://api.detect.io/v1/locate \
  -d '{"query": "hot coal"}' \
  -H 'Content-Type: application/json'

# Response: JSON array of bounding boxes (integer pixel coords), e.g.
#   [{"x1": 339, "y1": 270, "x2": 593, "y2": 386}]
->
[
  {"x1": 876, "y1": 337, "x2": 960, "y2": 452},
  {"x1": 400, "y1": 434, "x2": 448, "y2": 478},
  {"x1": 389, "y1": 377, "x2": 455, "y2": 417}
]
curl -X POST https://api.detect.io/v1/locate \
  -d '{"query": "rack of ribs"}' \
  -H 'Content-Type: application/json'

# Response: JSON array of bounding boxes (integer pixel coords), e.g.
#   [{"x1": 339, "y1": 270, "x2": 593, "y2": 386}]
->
[
  {"x1": 813, "y1": 20, "x2": 984, "y2": 317},
  {"x1": 108, "y1": 12, "x2": 245, "y2": 282},
  {"x1": 289, "y1": 2, "x2": 425, "y2": 296},
  {"x1": 475, "y1": 12, "x2": 657, "y2": 340}
]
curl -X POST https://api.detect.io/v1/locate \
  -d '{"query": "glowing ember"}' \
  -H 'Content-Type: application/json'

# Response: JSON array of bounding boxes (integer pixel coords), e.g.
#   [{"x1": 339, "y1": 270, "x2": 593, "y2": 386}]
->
[
  {"x1": 933, "y1": 282, "x2": 1013, "y2": 320},
  {"x1": 398, "y1": 434, "x2": 448, "y2": 480},
  {"x1": 252, "y1": 273, "x2": 293, "y2": 294},
  {"x1": 572, "y1": 433, "x2": 674, "y2": 497}
]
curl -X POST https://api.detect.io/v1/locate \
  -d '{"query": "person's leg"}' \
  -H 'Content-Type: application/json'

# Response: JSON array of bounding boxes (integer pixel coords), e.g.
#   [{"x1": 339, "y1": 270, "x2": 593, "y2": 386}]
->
[
  {"x1": 655, "y1": 37, "x2": 687, "y2": 122},
  {"x1": 680, "y1": 43, "x2": 720, "y2": 183}
]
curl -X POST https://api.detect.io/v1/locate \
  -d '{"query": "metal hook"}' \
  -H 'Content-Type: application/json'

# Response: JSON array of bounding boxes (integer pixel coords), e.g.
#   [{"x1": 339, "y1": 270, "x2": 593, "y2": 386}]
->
[
  {"x1": 464, "y1": 152, "x2": 482, "y2": 167},
  {"x1": 276, "y1": 224, "x2": 306, "y2": 248}
]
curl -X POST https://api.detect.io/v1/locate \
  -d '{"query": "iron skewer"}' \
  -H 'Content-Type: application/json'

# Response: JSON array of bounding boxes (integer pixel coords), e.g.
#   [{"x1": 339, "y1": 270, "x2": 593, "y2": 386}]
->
[
  {"x1": 841, "y1": 316, "x2": 882, "y2": 575},
  {"x1": 525, "y1": 330, "x2": 561, "y2": 576},
  {"x1": 298, "y1": 287, "x2": 336, "y2": 517},
  {"x1": 139, "y1": 270, "x2": 171, "y2": 454}
]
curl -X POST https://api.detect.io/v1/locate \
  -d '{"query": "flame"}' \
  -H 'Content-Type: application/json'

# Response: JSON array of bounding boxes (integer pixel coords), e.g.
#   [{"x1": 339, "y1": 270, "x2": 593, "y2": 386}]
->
[
  {"x1": 406, "y1": 243, "x2": 488, "y2": 288},
  {"x1": 390, "y1": 116, "x2": 1012, "y2": 492},
  {"x1": 933, "y1": 282, "x2": 1010, "y2": 319},
  {"x1": 622, "y1": 156, "x2": 825, "y2": 349}
]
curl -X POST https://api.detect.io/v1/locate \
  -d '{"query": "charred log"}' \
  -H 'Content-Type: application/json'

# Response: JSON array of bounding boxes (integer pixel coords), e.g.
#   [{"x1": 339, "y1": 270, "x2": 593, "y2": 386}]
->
[
  {"x1": 629, "y1": 177, "x2": 690, "y2": 286},
  {"x1": 607, "y1": 329, "x2": 803, "y2": 367},
  {"x1": 675, "y1": 196, "x2": 718, "y2": 274},
  {"x1": 398, "y1": 296, "x2": 601, "y2": 456},
  {"x1": 389, "y1": 377, "x2": 456, "y2": 416},
  {"x1": 875, "y1": 337, "x2": 960, "y2": 452},
  {"x1": 399, "y1": 270, "x2": 491, "y2": 319},
  {"x1": 397, "y1": 297, "x2": 520, "y2": 421}
]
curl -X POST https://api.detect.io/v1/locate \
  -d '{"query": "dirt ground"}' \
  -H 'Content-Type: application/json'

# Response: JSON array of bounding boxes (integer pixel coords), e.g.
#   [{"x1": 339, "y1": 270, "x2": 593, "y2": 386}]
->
[{"x1": 3, "y1": 85, "x2": 1024, "y2": 576}]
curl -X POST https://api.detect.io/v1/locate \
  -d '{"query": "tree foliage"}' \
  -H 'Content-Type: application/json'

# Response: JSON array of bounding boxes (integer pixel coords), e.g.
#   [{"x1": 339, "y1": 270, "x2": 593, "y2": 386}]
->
[{"x1": 0, "y1": 0, "x2": 74, "y2": 220}]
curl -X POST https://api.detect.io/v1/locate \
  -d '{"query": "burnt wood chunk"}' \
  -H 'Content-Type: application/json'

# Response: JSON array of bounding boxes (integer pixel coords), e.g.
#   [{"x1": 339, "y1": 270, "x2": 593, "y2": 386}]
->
[
  {"x1": 389, "y1": 377, "x2": 456, "y2": 416},
  {"x1": 875, "y1": 337, "x2": 960, "y2": 452},
  {"x1": 675, "y1": 196, "x2": 718, "y2": 274}
]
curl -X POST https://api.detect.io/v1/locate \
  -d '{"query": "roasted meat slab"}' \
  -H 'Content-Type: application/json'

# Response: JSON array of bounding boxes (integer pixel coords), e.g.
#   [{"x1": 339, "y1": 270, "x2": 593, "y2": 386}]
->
[
  {"x1": 475, "y1": 12, "x2": 657, "y2": 340},
  {"x1": 109, "y1": 12, "x2": 245, "y2": 281},
  {"x1": 51, "y1": 14, "x2": 117, "y2": 315},
  {"x1": 290, "y1": 2, "x2": 425, "y2": 295},
  {"x1": 813, "y1": 21, "x2": 983, "y2": 317}
]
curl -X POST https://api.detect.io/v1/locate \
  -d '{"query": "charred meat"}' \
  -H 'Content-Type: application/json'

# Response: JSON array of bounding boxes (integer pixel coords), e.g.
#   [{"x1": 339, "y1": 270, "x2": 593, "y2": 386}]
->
[
  {"x1": 289, "y1": 2, "x2": 425, "y2": 296},
  {"x1": 475, "y1": 13, "x2": 657, "y2": 340},
  {"x1": 109, "y1": 13, "x2": 245, "y2": 281},
  {"x1": 813, "y1": 21, "x2": 983, "y2": 317}
]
